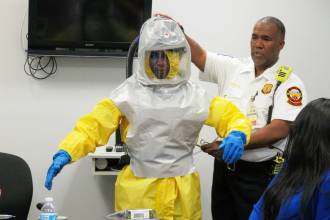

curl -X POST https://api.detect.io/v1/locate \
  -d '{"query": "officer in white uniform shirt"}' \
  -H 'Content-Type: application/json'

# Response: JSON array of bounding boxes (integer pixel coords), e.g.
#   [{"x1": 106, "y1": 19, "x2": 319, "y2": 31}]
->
[
  {"x1": 183, "y1": 16, "x2": 307, "y2": 220},
  {"x1": 201, "y1": 55, "x2": 306, "y2": 162}
]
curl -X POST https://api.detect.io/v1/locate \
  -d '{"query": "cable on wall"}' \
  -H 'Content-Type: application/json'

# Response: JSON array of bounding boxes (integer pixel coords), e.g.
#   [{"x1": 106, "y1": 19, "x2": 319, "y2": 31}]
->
[
  {"x1": 21, "y1": 6, "x2": 58, "y2": 79},
  {"x1": 24, "y1": 55, "x2": 57, "y2": 79}
]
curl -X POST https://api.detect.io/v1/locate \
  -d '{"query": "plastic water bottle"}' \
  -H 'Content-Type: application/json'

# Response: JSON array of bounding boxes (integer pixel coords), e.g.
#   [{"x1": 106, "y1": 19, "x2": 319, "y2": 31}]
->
[{"x1": 40, "y1": 197, "x2": 57, "y2": 220}]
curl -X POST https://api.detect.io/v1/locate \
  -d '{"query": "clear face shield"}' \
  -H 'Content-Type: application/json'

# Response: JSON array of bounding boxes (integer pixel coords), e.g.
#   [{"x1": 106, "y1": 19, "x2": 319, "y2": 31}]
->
[{"x1": 144, "y1": 48, "x2": 186, "y2": 81}]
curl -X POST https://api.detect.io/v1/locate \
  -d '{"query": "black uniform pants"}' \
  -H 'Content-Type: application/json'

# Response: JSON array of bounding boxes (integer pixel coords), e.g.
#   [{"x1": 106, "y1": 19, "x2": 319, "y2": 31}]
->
[{"x1": 211, "y1": 158, "x2": 274, "y2": 220}]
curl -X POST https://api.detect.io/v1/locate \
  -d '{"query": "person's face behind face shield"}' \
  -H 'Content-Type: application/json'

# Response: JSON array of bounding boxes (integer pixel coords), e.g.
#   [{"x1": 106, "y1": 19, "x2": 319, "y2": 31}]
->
[
  {"x1": 149, "y1": 50, "x2": 170, "y2": 79},
  {"x1": 144, "y1": 49, "x2": 182, "y2": 80}
]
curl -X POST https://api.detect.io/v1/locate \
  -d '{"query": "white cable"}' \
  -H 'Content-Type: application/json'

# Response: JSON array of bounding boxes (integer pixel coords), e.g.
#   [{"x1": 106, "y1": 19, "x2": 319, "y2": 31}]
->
[{"x1": 20, "y1": 7, "x2": 28, "y2": 52}]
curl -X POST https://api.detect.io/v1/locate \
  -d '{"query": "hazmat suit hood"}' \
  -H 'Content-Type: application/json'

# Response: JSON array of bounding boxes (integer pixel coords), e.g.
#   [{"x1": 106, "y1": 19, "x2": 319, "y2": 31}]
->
[{"x1": 136, "y1": 16, "x2": 191, "y2": 86}]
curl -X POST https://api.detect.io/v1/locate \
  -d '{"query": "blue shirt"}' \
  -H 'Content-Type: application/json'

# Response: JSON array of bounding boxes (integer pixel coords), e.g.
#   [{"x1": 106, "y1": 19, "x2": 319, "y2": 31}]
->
[{"x1": 249, "y1": 171, "x2": 330, "y2": 220}]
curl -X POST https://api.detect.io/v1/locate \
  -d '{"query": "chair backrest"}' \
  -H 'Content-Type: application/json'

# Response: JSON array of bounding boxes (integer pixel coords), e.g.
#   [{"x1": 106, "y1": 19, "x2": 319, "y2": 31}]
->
[{"x1": 0, "y1": 152, "x2": 33, "y2": 220}]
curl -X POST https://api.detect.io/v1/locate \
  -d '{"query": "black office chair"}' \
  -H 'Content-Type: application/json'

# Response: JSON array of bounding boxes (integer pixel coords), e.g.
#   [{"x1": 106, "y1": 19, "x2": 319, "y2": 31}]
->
[{"x1": 0, "y1": 152, "x2": 33, "y2": 220}]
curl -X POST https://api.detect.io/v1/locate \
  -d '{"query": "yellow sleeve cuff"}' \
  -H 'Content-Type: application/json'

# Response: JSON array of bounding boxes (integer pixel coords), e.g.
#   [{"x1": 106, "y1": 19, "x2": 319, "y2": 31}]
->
[{"x1": 205, "y1": 96, "x2": 252, "y2": 144}]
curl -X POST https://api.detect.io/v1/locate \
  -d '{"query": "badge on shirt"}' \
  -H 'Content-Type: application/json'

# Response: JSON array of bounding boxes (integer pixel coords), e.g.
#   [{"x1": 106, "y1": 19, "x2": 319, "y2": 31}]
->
[
  {"x1": 261, "y1": 83, "x2": 273, "y2": 94},
  {"x1": 286, "y1": 86, "x2": 303, "y2": 106},
  {"x1": 247, "y1": 93, "x2": 257, "y2": 126},
  {"x1": 247, "y1": 108, "x2": 257, "y2": 126}
]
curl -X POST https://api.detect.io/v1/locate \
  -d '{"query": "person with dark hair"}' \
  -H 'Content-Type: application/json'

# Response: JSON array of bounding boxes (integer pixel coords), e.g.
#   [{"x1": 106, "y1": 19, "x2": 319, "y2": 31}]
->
[
  {"x1": 173, "y1": 15, "x2": 308, "y2": 219},
  {"x1": 249, "y1": 98, "x2": 330, "y2": 219}
]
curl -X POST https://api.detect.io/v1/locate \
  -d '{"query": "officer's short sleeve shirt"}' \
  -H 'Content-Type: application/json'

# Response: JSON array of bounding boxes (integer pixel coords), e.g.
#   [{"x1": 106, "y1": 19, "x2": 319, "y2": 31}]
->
[{"x1": 200, "y1": 52, "x2": 308, "y2": 162}]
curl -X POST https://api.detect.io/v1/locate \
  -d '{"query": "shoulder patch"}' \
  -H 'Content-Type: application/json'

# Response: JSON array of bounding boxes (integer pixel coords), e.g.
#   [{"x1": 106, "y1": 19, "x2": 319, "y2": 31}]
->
[{"x1": 286, "y1": 86, "x2": 303, "y2": 106}]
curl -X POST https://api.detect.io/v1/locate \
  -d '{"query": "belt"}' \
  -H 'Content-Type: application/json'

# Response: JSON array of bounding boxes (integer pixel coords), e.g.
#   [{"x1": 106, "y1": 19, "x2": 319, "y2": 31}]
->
[{"x1": 225, "y1": 158, "x2": 275, "y2": 174}]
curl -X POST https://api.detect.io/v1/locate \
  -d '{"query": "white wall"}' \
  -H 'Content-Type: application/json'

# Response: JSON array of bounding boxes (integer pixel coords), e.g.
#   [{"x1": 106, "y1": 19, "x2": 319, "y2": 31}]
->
[{"x1": 1, "y1": 0, "x2": 329, "y2": 219}]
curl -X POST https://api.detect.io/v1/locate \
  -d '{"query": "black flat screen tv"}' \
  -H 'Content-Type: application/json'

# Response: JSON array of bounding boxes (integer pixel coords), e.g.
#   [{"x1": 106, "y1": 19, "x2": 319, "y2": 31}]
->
[{"x1": 28, "y1": 0, "x2": 152, "y2": 57}]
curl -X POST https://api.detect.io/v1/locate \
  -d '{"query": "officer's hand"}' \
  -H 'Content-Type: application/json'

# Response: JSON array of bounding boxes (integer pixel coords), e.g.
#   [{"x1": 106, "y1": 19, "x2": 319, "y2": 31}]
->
[
  {"x1": 219, "y1": 131, "x2": 246, "y2": 164},
  {"x1": 201, "y1": 141, "x2": 222, "y2": 158},
  {"x1": 44, "y1": 150, "x2": 71, "y2": 190}
]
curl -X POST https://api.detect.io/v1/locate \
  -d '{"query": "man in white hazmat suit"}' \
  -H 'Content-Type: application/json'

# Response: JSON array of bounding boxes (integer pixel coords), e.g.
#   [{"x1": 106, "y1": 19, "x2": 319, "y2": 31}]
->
[{"x1": 44, "y1": 16, "x2": 252, "y2": 220}]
